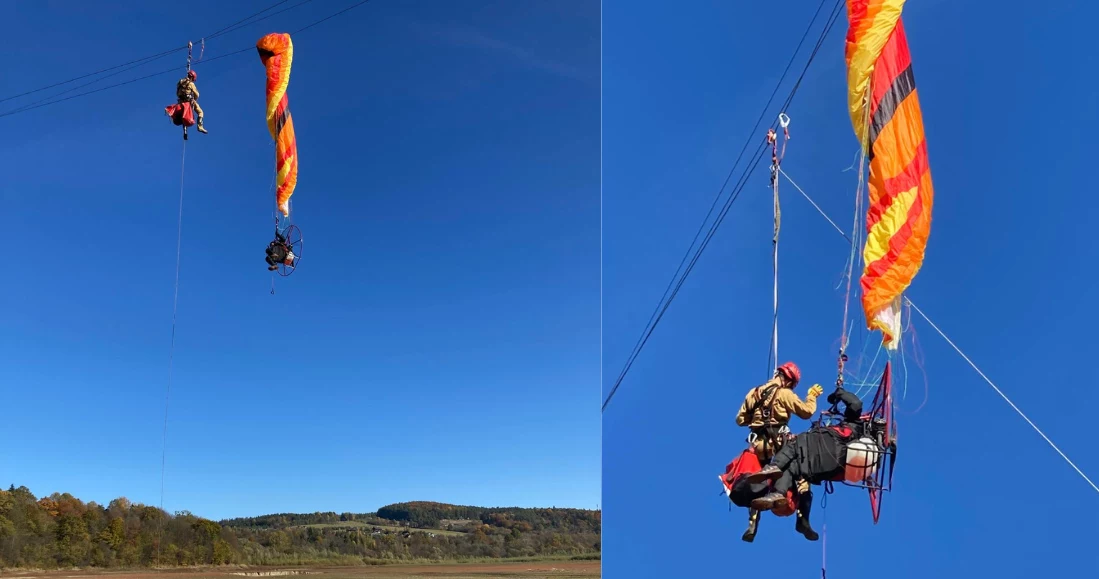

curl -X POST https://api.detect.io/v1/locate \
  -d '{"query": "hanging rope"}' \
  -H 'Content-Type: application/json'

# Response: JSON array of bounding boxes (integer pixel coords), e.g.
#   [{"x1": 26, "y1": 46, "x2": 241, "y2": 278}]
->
[
  {"x1": 820, "y1": 496, "x2": 827, "y2": 579},
  {"x1": 157, "y1": 133, "x2": 187, "y2": 568},
  {"x1": 906, "y1": 300, "x2": 1099, "y2": 494},
  {"x1": 766, "y1": 113, "x2": 791, "y2": 376},
  {"x1": 820, "y1": 481, "x2": 834, "y2": 579}
]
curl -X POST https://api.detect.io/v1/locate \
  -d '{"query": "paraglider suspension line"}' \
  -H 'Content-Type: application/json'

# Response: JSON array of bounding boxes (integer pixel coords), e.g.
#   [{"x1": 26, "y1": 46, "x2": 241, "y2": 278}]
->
[{"x1": 836, "y1": 84, "x2": 872, "y2": 387}]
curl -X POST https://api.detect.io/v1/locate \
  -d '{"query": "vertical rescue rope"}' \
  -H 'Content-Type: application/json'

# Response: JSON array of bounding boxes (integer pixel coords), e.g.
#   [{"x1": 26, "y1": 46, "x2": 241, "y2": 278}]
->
[
  {"x1": 181, "y1": 42, "x2": 193, "y2": 142},
  {"x1": 820, "y1": 481, "x2": 833, "y2": 579},
  {"x1": 157, "y1": 135, "x2": 187, "y2": 568},
  {"x1": 765, "y1": 114, "x2": 790, "y2": 375}
]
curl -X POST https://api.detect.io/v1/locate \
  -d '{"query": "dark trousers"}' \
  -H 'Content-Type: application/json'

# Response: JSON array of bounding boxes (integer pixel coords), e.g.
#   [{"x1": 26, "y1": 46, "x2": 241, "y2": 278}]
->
[{"x1": 771, "y1": 442, "x2": 799, "y2": 495}]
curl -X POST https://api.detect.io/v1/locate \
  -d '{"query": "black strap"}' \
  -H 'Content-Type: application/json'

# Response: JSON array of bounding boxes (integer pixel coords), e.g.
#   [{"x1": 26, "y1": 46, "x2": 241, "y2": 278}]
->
[
  {"x1": 746, "y1": 384, "x2": 779, "y2": 424},
  {"x1": 886, "y1": 441, "x2": 897, "y2": 486},
  {"x1": 746, "y1": 384, "x2": 787, "y2": 458}
]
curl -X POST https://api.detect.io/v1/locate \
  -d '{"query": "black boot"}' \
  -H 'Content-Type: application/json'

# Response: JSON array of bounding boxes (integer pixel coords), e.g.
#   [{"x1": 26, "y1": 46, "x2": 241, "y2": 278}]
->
[
  {"x1": 745, "y1": 464, "x2": 782, "y2": 484},
  {"x1": 750, "y1": 492, "x2": 788, "y2": 511},
  {"x1": 795, "y1": 495, "x2": 819, "y2": 541},
  {"x1": 741, "y1": 509, "x2": 760, "y2": 543}
]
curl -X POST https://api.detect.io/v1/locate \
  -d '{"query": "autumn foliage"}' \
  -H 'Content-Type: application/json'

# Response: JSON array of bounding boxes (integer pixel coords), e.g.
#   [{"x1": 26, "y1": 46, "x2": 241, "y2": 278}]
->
[{"x1": 0, "y1": 486, "x2": 600, "y2": 569}]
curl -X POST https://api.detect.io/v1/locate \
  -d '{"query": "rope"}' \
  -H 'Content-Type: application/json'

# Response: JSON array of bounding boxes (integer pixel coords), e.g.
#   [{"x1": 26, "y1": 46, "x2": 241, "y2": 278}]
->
[
  {"x1": 779, "y1": 168, "x2": 845, "y2": 238},
  {"x1": 766, "y1": 115, "x2": 791, "y2": 376},
  {"x1": 781, "y1": 168, "x2": 1099, "y2": 496},
  {"x1": 905, "y1": 300, "x2": 1099, "y2": 494},
  {"x1": 771, "y1": 168, "x2": 779, "y2": 373},
  {"x1": 817, "y1": 481, "x2": 834, "y2": 579},
  {"x1": 601, "y1": 0, "x2": 846, "y2": 413},
  {"x1": 821, "y1": 506, "x2": 827, "y2": 579},
  {"x1": 157, "y1": 138, "x2": 187, "y2": 567}
]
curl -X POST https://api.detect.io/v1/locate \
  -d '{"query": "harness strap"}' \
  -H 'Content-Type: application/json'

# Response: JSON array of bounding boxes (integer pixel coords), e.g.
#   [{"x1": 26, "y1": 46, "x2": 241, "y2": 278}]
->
[
  {"x1": 746, "y1": 383, "x2": 794, "y2": 458},
  {"x1": 746, "y1": 384, "x2": 779, "y2": 423}
]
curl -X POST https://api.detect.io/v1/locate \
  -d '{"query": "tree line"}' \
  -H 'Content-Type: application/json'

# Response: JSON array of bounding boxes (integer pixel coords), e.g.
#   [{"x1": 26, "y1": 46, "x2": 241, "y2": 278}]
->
[
  {"x1": 0, "y1": 486, "x2": 600, "y2": 569},
  {"x1": 376, "y1": 501, "x2": 600, "y2": 533}
]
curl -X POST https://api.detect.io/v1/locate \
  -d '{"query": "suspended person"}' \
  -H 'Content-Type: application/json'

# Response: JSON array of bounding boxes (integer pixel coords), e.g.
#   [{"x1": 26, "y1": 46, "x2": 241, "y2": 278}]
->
[
  {"x1": 733, "y1": 361, "x2": 824, "y2": 541},
  {"x1": 736, "y1": 362, "x2": 824, "y2": 457},
  {"x1": 721, "y1": 447, "x2": 813, "y2": 542},
  {"x1": 176, "y1": 70, "x2": 207, "y2": 134},
  {"x1": 744, "y1": 386, "x2": 878, "y2": 541},
  {"x1": 265, "y1": 229, "x2": 296, "y2": 271}
]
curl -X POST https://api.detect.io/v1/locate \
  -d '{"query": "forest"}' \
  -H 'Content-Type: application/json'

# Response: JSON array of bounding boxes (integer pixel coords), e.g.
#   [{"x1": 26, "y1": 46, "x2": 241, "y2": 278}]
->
[{"x1": 0, "y1": 486, "x2": 600, "y2": 569}]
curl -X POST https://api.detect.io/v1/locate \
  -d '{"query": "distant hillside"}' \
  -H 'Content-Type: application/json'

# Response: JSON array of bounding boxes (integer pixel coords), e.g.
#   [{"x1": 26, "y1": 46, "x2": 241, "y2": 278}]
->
[
  {"x1": 221, "y1": 502, "x2": 600, "y2": 534},
  {"x1": 0, "y1": 485, "x2": 600, "y2": 570}
]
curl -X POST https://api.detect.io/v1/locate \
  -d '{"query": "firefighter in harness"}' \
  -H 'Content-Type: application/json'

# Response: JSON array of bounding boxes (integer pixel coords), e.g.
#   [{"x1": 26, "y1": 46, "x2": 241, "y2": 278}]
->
[
  {"x1": 176, "y1": 70, "x2": 207, "y2": 134},
  {"x1": 734, "y1": 361, "x2": 823, "y2": 542},
  {"x1": 741, "y1": 386, "x2": 878, "y2": 541}
]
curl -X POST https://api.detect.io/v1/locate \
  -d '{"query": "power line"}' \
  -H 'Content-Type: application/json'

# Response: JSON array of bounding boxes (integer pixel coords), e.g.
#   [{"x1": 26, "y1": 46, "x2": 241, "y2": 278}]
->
[
  {"x1": 293, "y1": 0, "x2": 371, "y2": 33},
  {"x1": 0, "y1": 0, "x2": 300, "y2": 106},
  {"x1": 206, "y1": 0, "x2": 297, "y2": 40},
  {"x1": 0, "y1": 49, "x2": 250, "y2": 119},
  {"x1": 0, "y1": 46, "x2": 187, "y2": 105},
  {"x1": 602, "y1": 0, "x2": 846, "y2": 413},
  {"x1": 612, "y1": 0, "x2": 834, "y2": 408},
  {"x1": 0, "y1": 0, "x2": 372, "y2": 120}
]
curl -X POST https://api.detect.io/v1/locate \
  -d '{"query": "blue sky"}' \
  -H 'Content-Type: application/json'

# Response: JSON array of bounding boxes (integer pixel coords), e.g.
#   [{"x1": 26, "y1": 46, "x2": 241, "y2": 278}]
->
[
  {"x1": 0, "y1": 0, "x2": 599, "y2": 521},
  {"x1": 603, "y1": 0, "x2": 1099, "y2": 577}
]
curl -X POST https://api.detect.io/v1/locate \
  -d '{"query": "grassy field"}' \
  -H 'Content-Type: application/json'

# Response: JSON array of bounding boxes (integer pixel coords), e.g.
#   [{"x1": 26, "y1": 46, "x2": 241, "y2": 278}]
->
[{"x1": 0, "y1": 562, "x2": 599, "y2": 579}]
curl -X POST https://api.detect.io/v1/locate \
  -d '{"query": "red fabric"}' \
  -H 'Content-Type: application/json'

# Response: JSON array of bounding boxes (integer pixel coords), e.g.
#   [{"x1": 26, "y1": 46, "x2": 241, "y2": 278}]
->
[
  {"x1": 722, "y1": 449, "x2": 761, "y2": 486},
  {"x1": 719, "y1": 449, "x2": 797, "y2": 518},
  {"x1": 831, "y1": 425, "x2": 853, "y2": 437},
  {"x1": 165, "y1": 102, "x2": 195, "y2": 127}
]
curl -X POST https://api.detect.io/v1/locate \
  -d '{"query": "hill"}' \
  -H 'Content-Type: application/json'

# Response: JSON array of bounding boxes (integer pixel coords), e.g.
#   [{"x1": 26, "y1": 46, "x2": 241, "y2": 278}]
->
[
  {"x1": 0, "y1": 486, "x2": 600, "y2": 569},
  {"x1": 220, "y1": 501, "x2": 600, "y2": 534}
]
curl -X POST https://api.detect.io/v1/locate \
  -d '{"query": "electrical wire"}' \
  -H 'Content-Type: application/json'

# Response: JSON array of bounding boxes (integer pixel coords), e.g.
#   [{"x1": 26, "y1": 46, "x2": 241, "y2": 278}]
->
[
  {"x1": 602, "y1": 0, "x2": 846, "y2": 413},
  {"x1": 0, "y1": 0, "x2": 302, "y2": 105},
  {"x1": 0, "y1": 0, "x2": 366, "y2": 120}
]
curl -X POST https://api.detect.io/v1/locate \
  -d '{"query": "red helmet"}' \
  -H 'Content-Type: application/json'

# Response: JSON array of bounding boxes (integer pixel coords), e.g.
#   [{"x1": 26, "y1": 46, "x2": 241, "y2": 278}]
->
[
  {"x1": 776, "y1": 362, "x2": 801, "y2": 385},
  {"x1": 187, "y1": 70, "x2": 197, "y2": 80}
]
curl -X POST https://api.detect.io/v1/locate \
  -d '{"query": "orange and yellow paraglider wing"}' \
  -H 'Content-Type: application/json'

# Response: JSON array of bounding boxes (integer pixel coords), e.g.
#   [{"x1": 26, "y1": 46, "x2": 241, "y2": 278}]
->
[
  {"x1": 256, "y1": 32, "x2": 298, "y2": 218},
  {"x1": 846, "y1": 1, "x2": 933, "y2": 349}
]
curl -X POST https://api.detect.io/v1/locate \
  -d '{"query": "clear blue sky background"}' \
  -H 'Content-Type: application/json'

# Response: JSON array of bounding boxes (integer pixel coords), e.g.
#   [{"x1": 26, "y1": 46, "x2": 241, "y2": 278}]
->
[
  {"x1": 603, "y1": 0, "x2": 1099, "y2": 577},
  {"x1": 0, "y1": 0, "x2": 599, "y2": 521}
]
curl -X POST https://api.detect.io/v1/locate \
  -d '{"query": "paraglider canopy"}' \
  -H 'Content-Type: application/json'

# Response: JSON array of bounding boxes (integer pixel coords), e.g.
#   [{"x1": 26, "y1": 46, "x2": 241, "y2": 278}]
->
[
  {"x1": 256, "y1": 32, "x2": 298, "y2": 220},
  {"x1": 845, "y1": 0, "x2": 934, "y2": 350}
]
